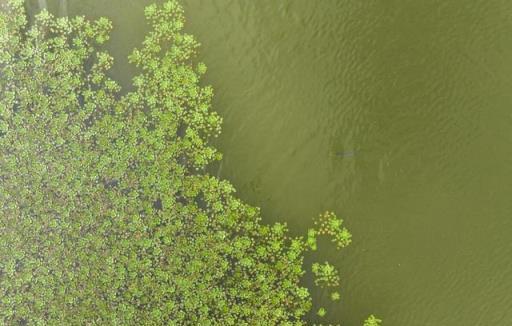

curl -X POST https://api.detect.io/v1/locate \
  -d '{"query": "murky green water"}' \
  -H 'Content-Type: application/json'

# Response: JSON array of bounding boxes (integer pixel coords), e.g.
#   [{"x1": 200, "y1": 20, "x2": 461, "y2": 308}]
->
[{"x1": 29, "y1": 1, "x2": 512, "y2": 325}]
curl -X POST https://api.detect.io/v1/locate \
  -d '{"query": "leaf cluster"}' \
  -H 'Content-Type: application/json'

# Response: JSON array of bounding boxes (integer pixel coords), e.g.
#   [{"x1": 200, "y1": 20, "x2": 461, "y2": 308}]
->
[{"x1": 0, "y1": 1, "x2": 380, "y2": 325}]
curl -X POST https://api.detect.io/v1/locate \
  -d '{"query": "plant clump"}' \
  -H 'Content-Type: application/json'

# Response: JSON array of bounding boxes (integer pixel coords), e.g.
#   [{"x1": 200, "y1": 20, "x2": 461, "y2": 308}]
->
[
  {"x1": 364, "y1": 315, "x2": 383, "y2": 326},
  {"x1": 314, "y1": 211, "x2": 352, "y2": 249},
  {"x1": 312, "y1": 262, "x2": 340, "y2": 288},
  {"x1": 0, "y1": 1, "x2": 380, "y2": 325}
]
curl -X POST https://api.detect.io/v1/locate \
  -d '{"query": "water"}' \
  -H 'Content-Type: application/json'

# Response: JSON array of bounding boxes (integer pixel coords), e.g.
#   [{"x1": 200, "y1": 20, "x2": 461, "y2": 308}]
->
[{"x1": 28, "y1": 1, "x2": 512, "y2": 325}]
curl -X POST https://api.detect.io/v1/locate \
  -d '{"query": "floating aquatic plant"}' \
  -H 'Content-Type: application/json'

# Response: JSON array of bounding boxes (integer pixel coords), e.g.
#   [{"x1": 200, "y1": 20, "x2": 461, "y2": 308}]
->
[
  {"x1": 312, "y1": 262, "x2": 340, "y2": 288},
  {"x1": 364, "y1": 315, "x2": 383, "y2": 326},
  {"x1": 0, "y1": 1, "x2": 379, "y2": 325},
  {"x1": 330, "y1": 291, "x2": 341, "y2": 301}
]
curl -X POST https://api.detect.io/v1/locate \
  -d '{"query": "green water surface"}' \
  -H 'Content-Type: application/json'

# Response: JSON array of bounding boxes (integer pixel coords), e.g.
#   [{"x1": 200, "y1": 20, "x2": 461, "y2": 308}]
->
[{"x1": 28, "y1": 1, "x2": 512, "y2": 325}]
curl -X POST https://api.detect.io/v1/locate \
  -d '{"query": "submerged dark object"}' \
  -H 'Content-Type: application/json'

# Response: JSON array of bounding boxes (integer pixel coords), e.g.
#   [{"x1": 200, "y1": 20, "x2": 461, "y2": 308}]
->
[{"x1": 335, "y1": 150, "x2": 356, "y2": 158}]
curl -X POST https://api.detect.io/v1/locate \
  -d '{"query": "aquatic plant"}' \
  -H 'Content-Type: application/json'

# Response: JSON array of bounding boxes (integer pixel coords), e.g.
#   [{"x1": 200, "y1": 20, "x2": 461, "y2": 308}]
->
[
  {"x1": 364, "y1": 315, "x2": 383, "y2": 326},
  {"x1": 0, "y1": 0, "x2": 379, "y2": 324},
  {"x1": 317, "y1": 307, "x2": 327, "y2": 318},
  {"x1": 314, "y1": 211, "x2": 352, "y2": 249},
  {"x1": 330, "y1": 291, "x2": 341, "y2": 301},
  {"x1": 312, "y1": 262, "x2": 340, "y2": 288}
]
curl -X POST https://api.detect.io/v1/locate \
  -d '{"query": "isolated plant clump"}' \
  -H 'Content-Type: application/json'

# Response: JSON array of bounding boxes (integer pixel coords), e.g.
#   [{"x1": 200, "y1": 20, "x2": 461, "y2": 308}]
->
[{"x1": 0, "y1": 1, "x2": 380, "y2": 325}]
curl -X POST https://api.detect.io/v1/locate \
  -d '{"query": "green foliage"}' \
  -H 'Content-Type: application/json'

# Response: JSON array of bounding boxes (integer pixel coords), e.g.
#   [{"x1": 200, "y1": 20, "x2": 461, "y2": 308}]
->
[
  {"x1": 312, "y1": 262, "x2": 340, "y2": 288},
  {"x1": 364, "y1": 315, "x2": 383, "y2": 326},
  {"x1": 330, "y1": 291, "x2": 341, "y2": 302},
  {"x1": 317, "y1": 307, "x2": 327, "y2": 318},
  {"x1": 314, "y1": 211, "x2": 352, "y2": 249},
  {"x1": 306, "y1": 228, "x2": 318, "y2": 251},
  {"x1": 0, "y1": 1, "x2": 380, "y2": 325}
]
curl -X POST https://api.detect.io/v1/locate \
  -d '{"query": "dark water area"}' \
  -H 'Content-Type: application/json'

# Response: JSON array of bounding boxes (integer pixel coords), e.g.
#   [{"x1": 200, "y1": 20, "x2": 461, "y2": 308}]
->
[{"x1": 29, "y1": 1, "x2": 512, "y2": 324}]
